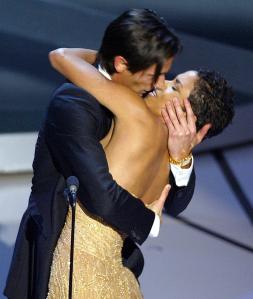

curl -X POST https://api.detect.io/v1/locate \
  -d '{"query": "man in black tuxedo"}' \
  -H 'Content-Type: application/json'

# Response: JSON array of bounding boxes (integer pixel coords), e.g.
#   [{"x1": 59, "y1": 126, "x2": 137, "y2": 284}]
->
[{"x1": 4, "y1": 9, "x2": 201, "y2": 299}]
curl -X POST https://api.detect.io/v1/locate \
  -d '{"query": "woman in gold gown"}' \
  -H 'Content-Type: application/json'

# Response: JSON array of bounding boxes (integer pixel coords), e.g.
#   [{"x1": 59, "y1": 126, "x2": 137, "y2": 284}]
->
[
  {"x1": 47, "y1": 202, "x2": 142, "y2": 298},
  {"x1": 46, "y1": 48, "x2": 199, "y2": 298}
]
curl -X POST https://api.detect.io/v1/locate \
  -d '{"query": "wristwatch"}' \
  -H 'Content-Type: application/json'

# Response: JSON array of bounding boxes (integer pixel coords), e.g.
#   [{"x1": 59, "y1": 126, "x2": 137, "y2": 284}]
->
[{"x1": 169, "y1": 153, "x2": 193, "y2": 168}]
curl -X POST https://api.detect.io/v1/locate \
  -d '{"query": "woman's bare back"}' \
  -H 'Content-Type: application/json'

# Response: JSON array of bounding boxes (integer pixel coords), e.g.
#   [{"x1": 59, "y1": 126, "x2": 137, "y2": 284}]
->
[{"x1": 101, "y1": 112, "x2": 170, "y2": 205}]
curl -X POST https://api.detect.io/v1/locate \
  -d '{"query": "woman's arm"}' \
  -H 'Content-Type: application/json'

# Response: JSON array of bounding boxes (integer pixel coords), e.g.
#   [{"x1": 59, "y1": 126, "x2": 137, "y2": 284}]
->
[
  {"x1": 54, "y1": 48, "x2": 97, "y2": 64},
  {"x1": 49, "y1": 48, "x2": 148, "y2": 120}
]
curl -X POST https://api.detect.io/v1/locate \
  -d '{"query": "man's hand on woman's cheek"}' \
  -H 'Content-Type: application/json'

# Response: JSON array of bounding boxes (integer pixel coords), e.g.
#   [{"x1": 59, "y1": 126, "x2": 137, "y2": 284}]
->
[{"x1": 161, "y1": 98, "x2": 210, "y2": 162}]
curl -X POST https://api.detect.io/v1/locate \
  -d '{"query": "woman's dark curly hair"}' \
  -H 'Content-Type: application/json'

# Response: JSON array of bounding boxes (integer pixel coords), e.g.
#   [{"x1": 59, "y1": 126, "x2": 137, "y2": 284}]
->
[{"x1": 189, "y1": 70, "x2": 235, "y2": 138}]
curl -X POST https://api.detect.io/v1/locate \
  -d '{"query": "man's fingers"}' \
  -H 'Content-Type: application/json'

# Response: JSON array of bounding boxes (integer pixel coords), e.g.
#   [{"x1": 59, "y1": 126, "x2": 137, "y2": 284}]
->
[
  {"x1": 157, "y1": 184, "x2": 171, "y2": 210},
  {"x1": 184, "y1": 98, "x2": 197, "y2": 130},
  {"x1": 150, "y1": 184, "x2": 171, "y2": 215},
  {"x1": 196, "y1": 123, "x2": 211, "y2": 145},
  {"x1": 184, "y1": 98, "x2": 195, "y2": 118},
  {"x1": 161, "y1": 108, "x2": 176, "y2": 132},
  {"x1": 165, "y1": 102, "x2": 181, "y2": 131},
  {"x1": 161, "y1": 107, "x2": 170, "y2": 125},
  {"x1": 172, "y1": 98, "x2": 189, "y2": 133}
]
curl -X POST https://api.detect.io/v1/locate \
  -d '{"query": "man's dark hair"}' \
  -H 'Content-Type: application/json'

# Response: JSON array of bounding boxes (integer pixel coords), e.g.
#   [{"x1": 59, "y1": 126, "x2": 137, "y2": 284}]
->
[
  {"x1": 97, "y1": 8, "x2": 181, "y2": 82},
  {"x1": 189, "y1": 70, "x2": 235, "y2": 138}
]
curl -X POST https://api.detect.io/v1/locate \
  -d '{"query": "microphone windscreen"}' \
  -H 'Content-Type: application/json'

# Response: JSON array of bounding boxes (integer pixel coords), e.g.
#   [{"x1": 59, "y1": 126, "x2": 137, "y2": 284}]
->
[{"x1": 67, "y1": 176, "x2": 79, "y2": 190}]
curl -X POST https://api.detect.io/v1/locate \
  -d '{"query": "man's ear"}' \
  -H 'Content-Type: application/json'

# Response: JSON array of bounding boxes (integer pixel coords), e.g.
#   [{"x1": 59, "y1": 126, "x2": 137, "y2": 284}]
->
[{"x1": 114, "y1": 56, "x2": 128, "y2": 73}]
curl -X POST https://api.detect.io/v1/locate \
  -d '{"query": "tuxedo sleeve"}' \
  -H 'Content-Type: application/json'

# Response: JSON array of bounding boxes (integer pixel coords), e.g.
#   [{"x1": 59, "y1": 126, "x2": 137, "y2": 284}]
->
[
  {"x1": 44, "y1": 84, "x2": 155, "y2": 245},
  {"x1": 164, "y1": 168, "x2": 196, "y2": 216}
]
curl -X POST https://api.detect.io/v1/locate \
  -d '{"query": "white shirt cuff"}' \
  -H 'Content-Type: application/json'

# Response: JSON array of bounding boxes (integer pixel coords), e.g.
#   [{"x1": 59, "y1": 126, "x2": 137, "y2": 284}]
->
[
  {"x1": 149, "y1": 214, "x2": 160, "y2": 238},
  {"x1": 170, "y1": 156, "x2": 194, "y2": 187}
]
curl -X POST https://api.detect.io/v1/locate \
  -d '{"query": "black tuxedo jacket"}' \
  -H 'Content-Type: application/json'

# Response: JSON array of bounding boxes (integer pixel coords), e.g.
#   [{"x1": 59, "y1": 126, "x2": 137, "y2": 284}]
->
[{"x1": 4, "y1": 82, "x2": 195, "y2": 299}]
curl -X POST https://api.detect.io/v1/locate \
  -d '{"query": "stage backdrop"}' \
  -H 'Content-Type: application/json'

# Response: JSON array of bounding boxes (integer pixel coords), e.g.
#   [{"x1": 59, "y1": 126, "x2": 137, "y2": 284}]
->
[{"x1": 0, "y1": 0, "x2": 252, "y2": 150}]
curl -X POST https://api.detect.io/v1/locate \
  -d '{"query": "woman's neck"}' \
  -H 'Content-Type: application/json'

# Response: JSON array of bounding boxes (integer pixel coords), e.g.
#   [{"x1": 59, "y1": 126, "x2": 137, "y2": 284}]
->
[{"x1": 145, "y1": 94, "x2": 167, "y2": 117}]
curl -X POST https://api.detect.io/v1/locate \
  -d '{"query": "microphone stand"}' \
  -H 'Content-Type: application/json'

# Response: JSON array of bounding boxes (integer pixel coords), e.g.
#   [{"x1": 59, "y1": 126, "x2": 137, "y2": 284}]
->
[{"x1": 67, "y1": 183, "x2": 78, "y2": 299}]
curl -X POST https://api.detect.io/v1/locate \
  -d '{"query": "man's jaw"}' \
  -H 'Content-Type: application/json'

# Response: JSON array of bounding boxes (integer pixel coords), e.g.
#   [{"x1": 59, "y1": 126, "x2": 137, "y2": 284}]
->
[{"x1": 141, "y1": 88, "x2": 156, "y2": 98}]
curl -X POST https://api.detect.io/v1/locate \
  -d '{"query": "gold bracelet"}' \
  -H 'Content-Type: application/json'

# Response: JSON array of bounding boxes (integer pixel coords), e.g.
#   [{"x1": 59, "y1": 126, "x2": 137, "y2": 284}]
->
[{"x1": 169, "y1": 152, "x2": 193, "y2": 167}]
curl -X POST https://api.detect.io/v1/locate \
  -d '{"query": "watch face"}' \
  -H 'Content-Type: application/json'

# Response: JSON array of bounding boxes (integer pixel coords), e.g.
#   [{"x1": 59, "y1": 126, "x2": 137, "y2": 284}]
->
[
  {"x1": 180, "y1": 157, "x2": 192, "y2": 167},
  {"x1": 169, "y1": 153, "x2": 192, "y2": 166}
]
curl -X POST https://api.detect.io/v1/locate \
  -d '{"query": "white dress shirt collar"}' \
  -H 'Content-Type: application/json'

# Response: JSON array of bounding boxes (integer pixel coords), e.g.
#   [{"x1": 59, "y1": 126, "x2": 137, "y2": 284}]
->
[{"x1": 98, "y1": 65, "x2": 112, "y2": 80}]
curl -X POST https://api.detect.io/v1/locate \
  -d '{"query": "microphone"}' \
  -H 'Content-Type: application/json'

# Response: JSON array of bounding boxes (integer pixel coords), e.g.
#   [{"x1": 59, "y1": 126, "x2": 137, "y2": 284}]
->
[
  {"x1": 66, "y1": 176, "x2": 79, "y2": 299},
  {"x1": 66, "y1": 176, "x2": 79, "y2": 207}
]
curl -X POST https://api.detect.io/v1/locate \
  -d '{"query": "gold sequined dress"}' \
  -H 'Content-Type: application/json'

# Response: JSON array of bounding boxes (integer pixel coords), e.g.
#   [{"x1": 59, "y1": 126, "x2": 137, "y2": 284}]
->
[{"x1": 46, "y1": 201, "x2": 143, "y2": 299}]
